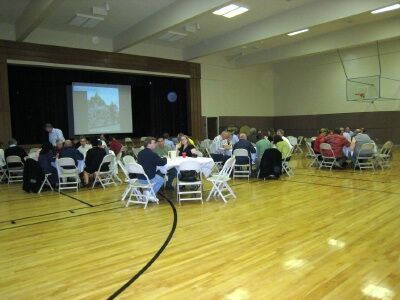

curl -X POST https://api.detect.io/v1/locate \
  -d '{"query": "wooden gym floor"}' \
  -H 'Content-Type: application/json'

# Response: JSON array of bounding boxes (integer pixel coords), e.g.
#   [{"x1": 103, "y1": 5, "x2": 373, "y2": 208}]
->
[{"x1": 0, "y1": 152, "x2": 399, "y2": 299}]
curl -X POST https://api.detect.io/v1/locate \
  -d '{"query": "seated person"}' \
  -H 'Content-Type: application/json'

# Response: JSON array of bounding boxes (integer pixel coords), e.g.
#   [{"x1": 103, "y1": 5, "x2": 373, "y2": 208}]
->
[
  {"x1": 108, "y1": 136, "x2": 123, "y2": 155},
  {"x1": 54, "y1": 139, "x2": 64, "y2": 157},
  {"x1": 177, "y1": 135, "x2": 197, "y2": 157},
  {"x1": 78, "y1": 137, "x2": 92, "y2": 157},
  {"x1": 70, "y1": 137, "x2": 80, "y2": 149},
  {"x1": 163, "y1": 133, "x2": 175, "y2": 149},
  {"x1": 273, "y1": 135, "x2": 291, "y2": 161},
  {"x1": 349, "y1": 129, "x2": 376, "y2": 164},
  {"x1": 138, "y1": 137, "x2": 171, "y2": 194},
  {"x1": 255, "y1": 131, "x2": 272, "y2": 168},
  {"x1": 232, "y1": 133, "x2": 256, "y2": 165},
  {"x1": 0, "y1": 141, "x2": 5, "y2": 169},
  {"x1": 5, "y1": 138, "x2": 27, "y2": 167},
  {"x1": 313, "y1": 128, "x2": 328, "y2": 154},
  {"x1": 37, "y1": 143, "x2": 58, "y2": 185},
  {"x1": 155, "y1": 137, "x2": 173, "y2": 157},
  {"x1": 60, "y1": 140, "x2": 84, "y2": 166},
  {"x1": 322, "y1": 128, "x2": 350, "y2": 167},
  {"x1": 83, "y1": 138, "x2": 108, "y2": 186},
  {"x1": 123, "y1": 138, "x2": 135, "y2": 158},
  {"x1": 176, "y1": 132, "x2": 195, "y2": 150},
  {"x1": 276, "y1": 129, "x2": 293, "y2": 150},
  {"x1": 210, "y1": 131, "x2": 231, "y2": 163}
]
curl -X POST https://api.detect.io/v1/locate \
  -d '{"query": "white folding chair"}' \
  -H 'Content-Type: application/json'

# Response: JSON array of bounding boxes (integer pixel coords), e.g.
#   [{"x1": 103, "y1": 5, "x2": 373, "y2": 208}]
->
[
  {"x1": 207, "y1": 157, "x2": 236, "y2": 203},
  {"x1": 205, "y1": 147, "x2": 222, "y2": 173},
  {"x1": 354, "y1": 143, "x2": 376, "y2": 171},
  {"x1": 123, "y1": 155, "x2": 136, "y2": 165},
  {"x1": 124, "y1": 162, "x2": 159, "y2": 209},
  {"x1": 287, "y1": 136, "x2": 302, "y2": 154},
  {"x1": 92, "y1": 154, "x2": 117, "y2": 189},
  {"x1": 281, "y1": 146, "x2": 294, "y2": 177},
  {"x1": 57, "y1": 157, "x2": 80, "y2": 192},
  {"x1": 176, "y1": 160, "x2": 203, "y2": 205},
  {"x1": 6, "y1": 155, "x2": 24, "y2": 183},
  {"x1": 374, "y1": 141, "x2": 393, "y2": 170},
  {"x1": 297, "y1": 136, "x2": 304, "y2": 153},
  {"x1": 0, "y1": 155, "x2": 8, "y2": 182},
  {"x1": 319, "y1": 143, "x2": 336, "y2": 170},
  {"x1": 112, "y1": 152, "x2": 123, "y2": 184},
  {"x1": 117, "y1": 160, "x2": 137, "y2": 203},
  {"x1": 305, "y1": 141, "x2": 320, "y2": 168},
  {"x1": 232, "y1": 149, "x2": 251, "y2": 181},
  {"x1": 38, "y1": 173, "x2": 54, "y2": 193}
]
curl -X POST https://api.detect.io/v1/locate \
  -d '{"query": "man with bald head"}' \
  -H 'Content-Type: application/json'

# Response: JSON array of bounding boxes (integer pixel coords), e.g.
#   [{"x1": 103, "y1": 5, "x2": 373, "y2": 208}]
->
[
  {"x1": 59, "y1": 139, "x2": 84, "y2": 166},
  {"x1": 210, "y1": 131, "x2": 231, "y2": 163},
  {"x1": 232, "y1": 133, "x2": 256, "y2": 165}
]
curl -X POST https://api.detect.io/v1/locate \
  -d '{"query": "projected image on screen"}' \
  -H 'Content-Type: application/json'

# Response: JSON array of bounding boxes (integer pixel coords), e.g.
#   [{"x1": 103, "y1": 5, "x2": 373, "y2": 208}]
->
[
  {"x1": 75, "y1": 85, "x2": 120, "y2": 131},
  {"x1": 72, "y1": 83, "x2": 132, "y2": 135}
]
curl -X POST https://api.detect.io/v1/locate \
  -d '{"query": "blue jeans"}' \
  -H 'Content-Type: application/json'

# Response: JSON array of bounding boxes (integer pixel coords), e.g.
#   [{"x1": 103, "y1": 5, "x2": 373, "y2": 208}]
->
[{"x1": 139, "y1": 174, "x2": 164, "y2": 194}]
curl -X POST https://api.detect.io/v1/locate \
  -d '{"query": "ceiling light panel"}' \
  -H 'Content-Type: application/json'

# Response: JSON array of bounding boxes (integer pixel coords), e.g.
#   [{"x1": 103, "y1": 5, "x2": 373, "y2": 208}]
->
[
  {"x1": 371, "y1": 3, "x2": 400, "y2": 14},
  {"x1": 223, "y1": 7, "x2": 249, "y2": 18},
  {"x1": 213, "y1": 4, "x2": 239, "y2": 15},
  {"x1": 287, "y1": 28, "x2": 309, "y2": 36}
]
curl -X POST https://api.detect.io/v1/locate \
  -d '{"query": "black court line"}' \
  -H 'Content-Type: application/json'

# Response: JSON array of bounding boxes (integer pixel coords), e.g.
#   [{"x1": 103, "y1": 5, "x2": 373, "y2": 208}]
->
[
  {"x1": 60, "y1": 192, "x2": 94, "y2": 207},
  {"x1": 107, "y1": 193, "x2": 178, "y2": 300},
  {"x1": 283, "y1": 178, "x2": 400, "y2": 195},
  {"x1": 0, "y1": 200, "x2": 121, "y2": 225},
  {"x1": 0, "y1": 206, "x2": 124, "y2": 231}
]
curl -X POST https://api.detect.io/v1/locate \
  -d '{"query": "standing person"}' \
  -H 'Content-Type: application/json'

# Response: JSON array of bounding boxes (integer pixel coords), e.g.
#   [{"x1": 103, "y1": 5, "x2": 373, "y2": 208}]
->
[
  {"x1": 137, "y1": 137, "x2": 169, "y2": 194},
  {"x1": 45, "y1": 123, "x2": 65, "y2": 146}
]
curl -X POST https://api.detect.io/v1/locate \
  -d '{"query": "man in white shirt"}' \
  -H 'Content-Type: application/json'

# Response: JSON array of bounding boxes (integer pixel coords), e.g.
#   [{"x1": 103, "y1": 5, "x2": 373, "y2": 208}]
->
[
  {"x1": 276, "y1": 129, "x2": 293, "y2": 150},
  {"x1": 45, "y1": 123, "x2": 65, "y2": 146},
  {"x1": 210, "y1": 131, "x2": 231, "y2": 163},
  {"x1": 78, "y1": 137, "x2": 92, "y2": 157}
]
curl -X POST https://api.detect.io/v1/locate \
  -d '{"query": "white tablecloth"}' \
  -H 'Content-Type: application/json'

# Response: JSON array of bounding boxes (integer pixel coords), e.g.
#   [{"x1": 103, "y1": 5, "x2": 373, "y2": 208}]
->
[{"x1": 158, "y1": 157, "x2": 215, "y2": 177}]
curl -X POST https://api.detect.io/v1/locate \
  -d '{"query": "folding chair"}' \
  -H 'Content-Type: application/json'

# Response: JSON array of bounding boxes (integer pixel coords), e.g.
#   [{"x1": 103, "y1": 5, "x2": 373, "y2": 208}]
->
[
  {"x1": 92, "y1": 154, "x2": 117, "y2": 189},
  {"x1": 232, "y1": 149, "x2": 251, "y2": 181},
  {"x1": 305, "y1": 141, "x2": 320, "y2": 168},
  {"x1": 6, "y1": 155, "x2": 24, "y2": 183},
  {"x1": 288, "y1": 136, "x2": 302, "y2": 154},
  {"x1": 176, "y1": 160, "x2": 203, "y2": 205},
  {"x1": 205, "y1": 147, "x2": 222, "y2": 173},
  {"x1": 354, "y1": 143, "x2": 376, "y2": 171},
  {"x1": 297, "y1": 136, "x2": 304, "y2": 153},
  {"x1": 282, "y1": 147, "x2": 294, "y2": 176},
  {"x1": 111, "y1": 152, "x2": 123, "y2": 184},
  {"x1": 374, "y1": 141, "x2": 393, "y2": 170},
  {"x1": 319, "y1": 143, "x2": 336, "y2": 170},
  {"x1": 206, "y1": 157, "x2": 236, "y2": 203},
  {"x1": 0, "y1": 156, "x2": 8, "y2": 182},
  {"x1": 38, "y1": 173, "x2": 54, "y2": 193},
  {"x1": 57, "y1": 157, "x2": 80, "y2": 192},
  {"x1": 124, "y1": 162, "x2": 159, "y2": 209},
  {"x1": 117, "y1": 160, "x2": 137, "y2": 203},
  {"x1": 123, "y1": 155, "x2": 136, "y2": 165}
]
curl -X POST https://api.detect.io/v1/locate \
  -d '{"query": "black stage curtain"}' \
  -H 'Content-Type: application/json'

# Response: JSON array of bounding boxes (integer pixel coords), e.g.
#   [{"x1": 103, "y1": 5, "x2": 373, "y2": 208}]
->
[{"x1": 8, "y1": 65, "x2": 188, "y2": 144}]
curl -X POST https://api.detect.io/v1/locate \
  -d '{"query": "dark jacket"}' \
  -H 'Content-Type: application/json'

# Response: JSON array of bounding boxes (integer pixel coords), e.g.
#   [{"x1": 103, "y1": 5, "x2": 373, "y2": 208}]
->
[
  {"x1": 23, "y1": 159, "x2": 44, "y2": 193},
  {"x1": 137, "y1": 148, "x2": 166, "y2": 180},
  {"x1": 177, "y1": 144, "x2": 196, "y2": 157},
  {"x1": 258, "y1": 148, "x2": 282, "y2": 179},
  {"x1": 85, "y1": 147, "x2": 107, "y2": 173},
  {"x1": 233, "y1": 139, "x2": 256, "y2": 164},
  {"x1": 60, "y1": 146, "x2": 84, "y2": 165},
  {"x1": 5, "y1": 145, "x2": 27, "y2": 162}
]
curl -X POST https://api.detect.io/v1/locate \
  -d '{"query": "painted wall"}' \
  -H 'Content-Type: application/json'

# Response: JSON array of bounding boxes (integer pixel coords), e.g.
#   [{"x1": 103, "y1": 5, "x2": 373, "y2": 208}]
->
[
  {"x1": 273, "y1": 38, "x2": 400, "y2": 116},
  {"x1": 194, "y1": 54, "x2": 274, "y2": 117}
]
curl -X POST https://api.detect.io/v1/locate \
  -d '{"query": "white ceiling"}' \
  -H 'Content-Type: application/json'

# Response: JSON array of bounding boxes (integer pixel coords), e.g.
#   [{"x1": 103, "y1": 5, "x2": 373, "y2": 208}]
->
[{"x1": 1, "y1": 0, "x2": 400, "y2": 67}]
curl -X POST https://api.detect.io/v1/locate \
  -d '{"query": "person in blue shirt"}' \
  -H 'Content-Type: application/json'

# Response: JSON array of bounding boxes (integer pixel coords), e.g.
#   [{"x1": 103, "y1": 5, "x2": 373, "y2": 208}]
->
[{"x1": 45, "y1": 123, "x2": 65, "y2": 146}]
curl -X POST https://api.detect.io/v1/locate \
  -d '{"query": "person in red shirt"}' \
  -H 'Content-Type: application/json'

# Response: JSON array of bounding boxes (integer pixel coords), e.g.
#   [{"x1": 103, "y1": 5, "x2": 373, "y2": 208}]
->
[
  {"x1": 108, "y1": 136, "x2": 123, "y2": 155},
  {"x1": 322, "y1": 128, "x2": 350, "y2": 167},
  {"x1": 313, "y1": 128, "x2": 328, "y2": 154}
]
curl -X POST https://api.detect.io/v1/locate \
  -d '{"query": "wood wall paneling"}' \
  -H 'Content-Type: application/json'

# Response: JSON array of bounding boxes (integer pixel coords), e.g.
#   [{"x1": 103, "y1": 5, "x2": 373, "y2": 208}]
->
[{"x1": 0, "y1": 40, "x2": 202, "y2": 142}]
